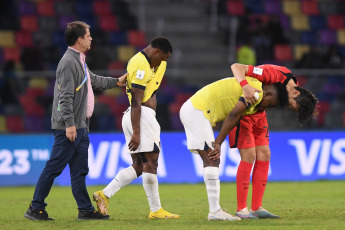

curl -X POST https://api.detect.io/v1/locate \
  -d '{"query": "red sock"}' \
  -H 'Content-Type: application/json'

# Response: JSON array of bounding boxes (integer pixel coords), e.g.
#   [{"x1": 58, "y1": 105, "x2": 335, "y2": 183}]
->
[
  {"x1": 236, "y1": 161, "x2": 253, "y2": 211},
  {"x1": 251, "y1": 160, "x2": 269, "y2": 211}
]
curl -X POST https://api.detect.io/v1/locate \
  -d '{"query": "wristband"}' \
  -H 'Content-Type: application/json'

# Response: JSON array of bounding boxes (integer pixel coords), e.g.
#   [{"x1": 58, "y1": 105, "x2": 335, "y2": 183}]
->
[
  {"x1": 116, "y1": 79, "x2": 120, "y2": 86},
  {"x1": 240, "y1": 80, "x2": 248, "y2": 87}
]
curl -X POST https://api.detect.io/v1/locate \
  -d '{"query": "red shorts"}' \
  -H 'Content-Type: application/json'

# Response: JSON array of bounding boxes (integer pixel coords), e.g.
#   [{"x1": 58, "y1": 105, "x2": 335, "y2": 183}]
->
[{"x1": 228, "y1": 110, "x2": 269, "y2": 149}]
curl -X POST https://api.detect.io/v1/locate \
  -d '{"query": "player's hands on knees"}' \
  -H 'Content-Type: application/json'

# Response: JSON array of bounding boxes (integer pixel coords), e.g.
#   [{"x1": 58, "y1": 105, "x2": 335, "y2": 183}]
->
[
  {"x1": 243, "y1": 84, "x2": 261, "y2": 106},
  {"x1": 208, "y1": 143, "x2": 221, "y2": 160},
  {"x1": 66, "y1": 126, "x2": 77, "y2": 142},
  {"x1": 128, "y1": 132, "x2": 140, "y2": 151}
]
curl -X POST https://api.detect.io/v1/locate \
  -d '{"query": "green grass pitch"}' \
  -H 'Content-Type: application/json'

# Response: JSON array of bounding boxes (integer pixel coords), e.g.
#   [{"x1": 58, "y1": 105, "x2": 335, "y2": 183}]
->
[{"x1": 1, "y1": 181, "x2": 345, "y2": 229}]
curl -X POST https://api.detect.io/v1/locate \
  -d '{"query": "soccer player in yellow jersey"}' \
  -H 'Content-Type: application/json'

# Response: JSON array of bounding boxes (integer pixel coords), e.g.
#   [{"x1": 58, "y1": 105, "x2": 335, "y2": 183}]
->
[
  {"x1": 93, "y1": 37, "x2": 179, "y2": 219},
  {"x1": 180, "y1": 77, "x2": 288, "y2": 221}
]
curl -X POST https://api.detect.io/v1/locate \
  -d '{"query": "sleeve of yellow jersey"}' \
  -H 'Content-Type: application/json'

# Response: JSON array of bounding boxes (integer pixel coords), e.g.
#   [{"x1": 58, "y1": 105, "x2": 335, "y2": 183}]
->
[{"x1": 130, "y1": 63, "x2": 150, "y2": 90}]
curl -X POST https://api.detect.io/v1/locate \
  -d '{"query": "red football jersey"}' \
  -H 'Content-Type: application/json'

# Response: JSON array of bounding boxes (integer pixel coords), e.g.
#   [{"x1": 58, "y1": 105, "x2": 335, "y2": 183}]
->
[{"x1": 247, "y1": 64, "x2": 297, "y2": 85}]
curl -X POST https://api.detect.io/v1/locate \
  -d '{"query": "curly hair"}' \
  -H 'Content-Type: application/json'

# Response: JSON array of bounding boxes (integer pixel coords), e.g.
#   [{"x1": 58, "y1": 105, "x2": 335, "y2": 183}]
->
[{"x1": 295, "y1": 86, "x2": 318, "y2": 125}]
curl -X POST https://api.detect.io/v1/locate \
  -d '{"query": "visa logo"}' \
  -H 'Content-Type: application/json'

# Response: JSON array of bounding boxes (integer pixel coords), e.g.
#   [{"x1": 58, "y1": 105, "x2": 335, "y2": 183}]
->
[
  {"x1": 87, "y1": 141, "x2": 167, "y2": 179},
  {"x1": 289, "y1": 139, "x2": 345, "y2": 176}
]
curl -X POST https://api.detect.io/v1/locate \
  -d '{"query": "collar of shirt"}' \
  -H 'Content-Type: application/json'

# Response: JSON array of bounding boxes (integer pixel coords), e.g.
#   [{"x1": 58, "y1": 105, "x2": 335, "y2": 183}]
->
[{"x1": 68, "y1": 47, "x2": 86, "y2": 63}]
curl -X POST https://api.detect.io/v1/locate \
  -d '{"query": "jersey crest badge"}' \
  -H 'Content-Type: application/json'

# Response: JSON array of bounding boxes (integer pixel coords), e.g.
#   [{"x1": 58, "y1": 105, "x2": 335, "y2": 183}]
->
[
  {"x1": 136, "y1": 70, "x2": 145, "y2": 80},
  {"x1": 253, "y1": 67, "x2": 263, "y2": 75}
]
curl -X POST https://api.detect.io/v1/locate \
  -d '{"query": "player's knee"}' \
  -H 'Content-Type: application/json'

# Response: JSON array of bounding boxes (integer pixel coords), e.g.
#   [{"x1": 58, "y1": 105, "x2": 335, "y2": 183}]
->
[
  {"x1": 132, "y1": 162, "x2": 143, "y2": 176},
  {"x1": 203, "y1": 158, "x2": 220, "y2": 167}
]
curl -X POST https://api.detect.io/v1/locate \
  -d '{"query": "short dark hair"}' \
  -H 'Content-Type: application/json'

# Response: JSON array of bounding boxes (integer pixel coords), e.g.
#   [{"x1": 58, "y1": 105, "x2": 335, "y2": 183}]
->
[
  {"x1": 151, "y1": 37, "x2": 173, "y2": 54},
  {"x1": 272, "y1": 83, "x2": 289, "y2": 107},
  {"x1": 65, "y1": 21, "x2": 90, "y2": 46},
  {"x1": 295, "y1": 86, "x2": 318, "y2": 125}
]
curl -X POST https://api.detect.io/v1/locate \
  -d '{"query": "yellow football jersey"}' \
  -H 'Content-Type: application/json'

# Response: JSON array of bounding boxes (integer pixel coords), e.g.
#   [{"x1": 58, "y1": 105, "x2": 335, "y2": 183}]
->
[
  {"x1": 126, "y1": 51, "x2": 167, "y2": 104},
  {"x1": 190, "y1": 77, "x2": 263, "y2": 127}
]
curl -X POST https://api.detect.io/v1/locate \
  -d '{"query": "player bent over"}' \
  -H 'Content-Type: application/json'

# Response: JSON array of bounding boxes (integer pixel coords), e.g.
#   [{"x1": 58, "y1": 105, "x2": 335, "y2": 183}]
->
[
  {"x1": 180, "y1": 77, "x2": 287, "y2": 221},
  {"x1": 230, "y1": 63, "x2": 318, "y2": 219}
]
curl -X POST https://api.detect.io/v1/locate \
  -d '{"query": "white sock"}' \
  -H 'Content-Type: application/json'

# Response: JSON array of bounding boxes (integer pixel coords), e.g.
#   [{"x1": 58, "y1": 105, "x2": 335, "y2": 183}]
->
[
  {"x1": 204, "y1": 166, "x2": 221, "y2": 213},
  {"x1": 103, "y1": 166, "x2": 137, "y2": 199},
  {"x1": 143, "y1": 172, "x2": 161, "y2": 212}
]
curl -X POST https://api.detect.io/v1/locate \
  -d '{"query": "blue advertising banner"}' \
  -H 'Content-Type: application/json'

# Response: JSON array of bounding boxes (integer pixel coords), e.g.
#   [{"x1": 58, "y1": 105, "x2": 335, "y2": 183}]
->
[{"x1": 1, "y1": 131, "x2": 345, "y2": 186}]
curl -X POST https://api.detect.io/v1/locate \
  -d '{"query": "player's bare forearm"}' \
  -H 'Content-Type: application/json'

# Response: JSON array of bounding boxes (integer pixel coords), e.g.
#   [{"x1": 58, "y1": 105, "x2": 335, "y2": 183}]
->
[
  {"x1": 215, "y1": 112, "x2": 241, "y2": 146},
  {"x1": 231, "y1": 63, "x2": 248, "y2": 83},
  {"x1": 129, "y1": 87, "x2": 144, "y2": 151},
  {"x1": 231, "y1": 63, "x2": 260, "y2": 105}
]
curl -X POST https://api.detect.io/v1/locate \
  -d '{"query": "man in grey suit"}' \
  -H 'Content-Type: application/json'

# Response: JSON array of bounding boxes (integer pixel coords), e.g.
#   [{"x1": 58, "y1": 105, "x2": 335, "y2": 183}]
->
[{"x1": 24, "y1": 21, "x2": 127, "y2": 221}]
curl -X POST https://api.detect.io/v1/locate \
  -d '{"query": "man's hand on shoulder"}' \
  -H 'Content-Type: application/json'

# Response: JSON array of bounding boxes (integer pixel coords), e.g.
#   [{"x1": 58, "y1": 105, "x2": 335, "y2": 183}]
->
[{"x1": 118, "y1": 73, "x2": 128, "y2": 87}]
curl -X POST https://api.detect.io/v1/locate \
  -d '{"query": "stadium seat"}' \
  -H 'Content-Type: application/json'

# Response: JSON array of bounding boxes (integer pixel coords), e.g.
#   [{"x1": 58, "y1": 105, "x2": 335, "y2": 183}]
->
[
  {"x1": 127, "y1": 30, "x2": 146, "y2": 47},
  {"x1": 309, "y1": 16, "x2": 327, "y2": 30},
  {"x1": 337, "y1": 29, "x2": 345, "y2": 45},
  {"x1": 301, "y1": 1, "x2": 319, "y2": 15},
  {"x1": 75, "y1": 1, "x2": 93, "y2": 17},
  {"x1": 28, "y1": 78, "x2": 49, "y2": 90},
  {"x1": 32, "y1": 31, "x2": 52, "y2": 46},
  {"x1": 300, "y1": 31, "x2": 317, "y2": 44},
  {"x1": 327, "y1": 15, "x2": 345, "y2": 30},
  {"x1": 316, "y1": 101, "x2": 330, "y2": 126},
  {"x1": 285, "y1": 30, "x2": 300, "y2": 43},
  {"x1": 59, "y1": 16, "x2": 77, "y2": 30},
  {"x1": 226, "y1": 0, "x2": 245, "y2": 15},
  {"x1": 0, "y1": 31, "x2": 15, "y2": 48},
  {"x1": 19, "y1": 1, "x2": 36, "y2": 15},
  {"x1": 15, "y1": 31, "x2": 34, "y2": 47},
  {"x1": 19, "y1": 94, "x2": 45, "y2": 116},
  {"x1": 37, "y1": 1, "x2": 55, "y2": 16},
  {"x1": 295, "y1": 75, "x2": 308, "y2": 87},
  {"x1": 6, "y1": 115, "x2": 26, "y2": 133},
  {"x1": 108, "y1": 31, "x2": 128, "y2": 45},
  {"x1": 170, "y1": 113, "x2": 183, "y2": 130},
  {"x1": 244, "y1": 0, "x2": 263, "y2": 14},
  {"x1": 319, "y1": 29, "x2": 336, "y2": 45},
  {"x1": 108, "y1": 61, "x2": 125, "y2": 70},
  {"x1": 175, "y1": 93, "x2": 194, "y2": 106},
  {"x1": 282, "y1": 0, "x2": 301, "y2": 15},
  {"x1": 93, "y1": 1, "x2": 112, "y2": 15},
  {"x1": 117, "y1": 45, "x2": 136, "y2": 62},
  {"x1": 80, "y1": 15, "x2": 98, "y2": 30},
  {"x1": 26, "y1": 88, "x2": 45, "y2": 98},
  {"x1": 274, "y1": 44, "x2": 293, "y2": 62},
  {"x1": 263, "y1": 0, "x2": 281, "y2": 14},
  {"x1": 279, "y1": 15, "x2": 291, "y2": 30},
  {"x1": 319, "y1": 1, "x2": 338, "y2": 15},
  {"x1": 294, "y1": 44, "x2": 310, "y2": 60},
  {"x1": 3, "y1": 48, "x2": 21, "y2": 62},
  {"x1": 54, "y1": 1, "x2": 75, "y2": 16},
  {"x1": 52, "y1": 31, "x2": 67, "y2": 48},
  {"x1": 38, "y1": 16, "x2": 58, "y2": 31},
  {"x1": 24, "y1": 115, "x2": 44, "y2": 132},
  {"x1": 20, "y1": 16, "x2": 39, "y2": 31},
  {"x1": 325, "y1": 108, "x2": 344, "y2": 129},
  {"x1": 0, "y1": 48, "x2": 3, "y2": 64},
  {"x1": 98, "y1": 15, "x2": 118, "y2": 31},
  {"x1": 291, "y1": 15, "x2": 310, "y2": 30},
  {"x1": 339, "y1": 2, "x2": 345, "y2": 15},
  {"x1": 0, "y1": 115, "x2": 7, "y2": 132}
]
